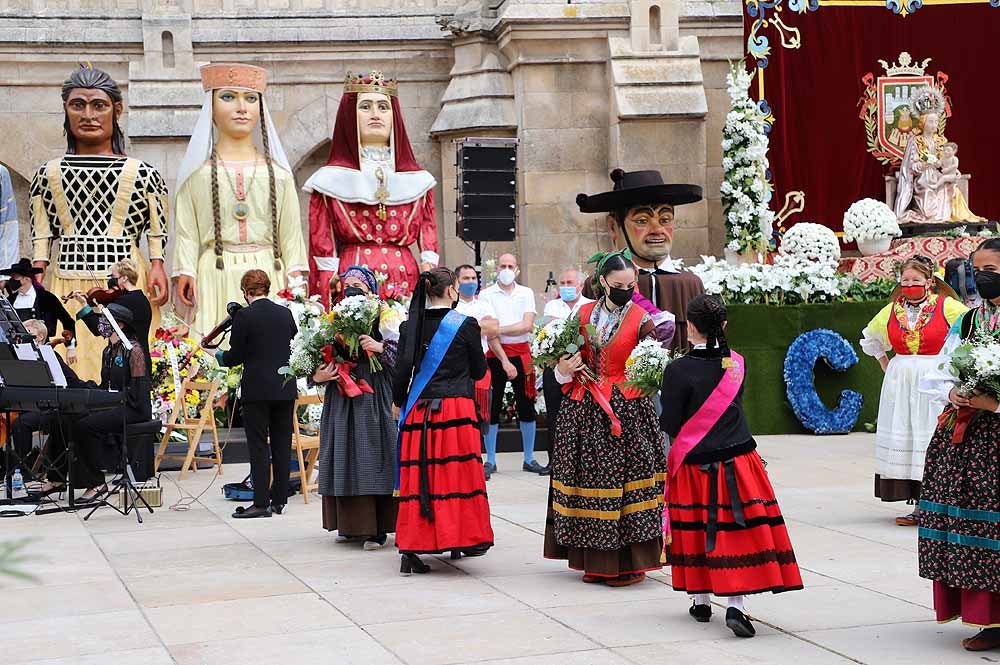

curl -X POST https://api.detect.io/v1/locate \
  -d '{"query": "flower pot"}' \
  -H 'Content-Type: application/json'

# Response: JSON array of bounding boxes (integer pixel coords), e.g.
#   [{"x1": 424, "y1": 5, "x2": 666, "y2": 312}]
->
[{"x1": 856, "y1": 237, "x2": 892, "y2": 256}]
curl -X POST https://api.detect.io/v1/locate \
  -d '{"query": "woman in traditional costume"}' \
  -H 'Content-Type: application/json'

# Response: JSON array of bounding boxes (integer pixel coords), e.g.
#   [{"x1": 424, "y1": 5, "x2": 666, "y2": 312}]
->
[
  {"x1": 392, "y1": 267, "x2": 493, "y2": 575},
  {"x1": 543, "y1": 250, "x2": 666, "y2": 587},
  {"x1": 860, "y1": 256, "x2": 966, "y2": 525},
  {"x1": 172, "y1": 63, "x2": 308, "y2": 339},
  {"x1": 314, "y1": 265, "x2": 398, "y2": 550},
  {"x1": 661, "y1": 295, "x2": 802, "y2": 638},
  {"x1": 917, "y1": 238, "x2": 1000, "y2": 651},
  {"x1": 304, "y1": 71, "x2": 439, "y2": 308}
]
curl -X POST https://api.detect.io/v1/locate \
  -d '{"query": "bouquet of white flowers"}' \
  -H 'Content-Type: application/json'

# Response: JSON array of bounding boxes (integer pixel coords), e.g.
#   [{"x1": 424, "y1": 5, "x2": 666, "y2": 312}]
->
[
  {"x1": 531, "y1": 315, "x2": 595, "y2": 379},
  {"x1": 950, "y1": 331, "x2": 1000, "y2": 400},
  {"x1": 842, "y1": 198, "x2": 901, "y2": 244},
  {"x1": 330, "y1": 294, "x2": 383, "y2": 371},
  {"x1": 624, "y1": 338, "x2": 677, "y2": 396}
]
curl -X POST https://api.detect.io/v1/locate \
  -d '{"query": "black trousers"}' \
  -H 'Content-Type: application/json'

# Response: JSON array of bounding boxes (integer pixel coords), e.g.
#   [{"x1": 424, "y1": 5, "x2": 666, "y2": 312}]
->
[
  {"x1": 242, "y1": 400, "x2": 294, "y2": 508},
  {"x1": 542, "y1": 367, "x2": 564, "y2": 434},
  {"x1": 488, "y1": 356, "x2": 536, "y2": 424},
  {"x1": 58, "y1": 407, "x2": 145, "y2": 489}
]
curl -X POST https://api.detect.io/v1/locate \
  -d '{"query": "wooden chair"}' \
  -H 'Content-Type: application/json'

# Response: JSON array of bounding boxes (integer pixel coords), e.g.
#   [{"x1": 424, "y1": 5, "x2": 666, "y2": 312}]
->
[
  {"x1": 292, "y1": 393, "x2": 323, "y2": 503},
  {"x1": 154, "y1": 378, "x2": 223, "y2": 480}
]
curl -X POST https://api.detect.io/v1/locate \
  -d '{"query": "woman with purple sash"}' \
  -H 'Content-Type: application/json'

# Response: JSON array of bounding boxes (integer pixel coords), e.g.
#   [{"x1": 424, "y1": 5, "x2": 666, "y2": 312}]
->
[{"x1": 660, "y1": 295, "x2": 802, "y2": 638}]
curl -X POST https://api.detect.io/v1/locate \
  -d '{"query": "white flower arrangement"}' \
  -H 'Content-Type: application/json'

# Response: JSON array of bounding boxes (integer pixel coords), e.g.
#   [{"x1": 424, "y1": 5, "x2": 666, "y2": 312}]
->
[
  {"x1": 690, "y1": 254, "x2": 847, "y2": 305},
  {"x1": 529, "y1": 317, "x2": 569, "y2": 360},
  {"x1": 780, "y1": 222, "x2": 841, "y2": 264},
  {"x1": 721, "y1": 61, "x2": 775, "y2": 256},
  {"x1": 842, "y1": 198, "x2": 901, "y2": 244},
  {"x1": 624, "y1": 338, "x2": 677, "y2": 396}
]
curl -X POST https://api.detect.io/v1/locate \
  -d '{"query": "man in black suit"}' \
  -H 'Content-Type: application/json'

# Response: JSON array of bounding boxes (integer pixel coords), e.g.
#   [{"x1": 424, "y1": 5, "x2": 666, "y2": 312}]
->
[{"x1": 216, "y1": 269, "x2": 297, "y2": 519}]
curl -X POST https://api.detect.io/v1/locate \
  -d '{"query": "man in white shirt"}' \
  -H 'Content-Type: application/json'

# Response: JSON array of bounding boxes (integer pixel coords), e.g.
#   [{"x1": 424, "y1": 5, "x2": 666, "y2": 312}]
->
[
  {"x1": 478, "y1": 253, "x2": 547, "y2": 477},
  {"x1": 454, "y1": 264, "x2": 515, "y2": 459},
  {"x1": 540, "y1": 267, "x2": 594, "y2": 442}
]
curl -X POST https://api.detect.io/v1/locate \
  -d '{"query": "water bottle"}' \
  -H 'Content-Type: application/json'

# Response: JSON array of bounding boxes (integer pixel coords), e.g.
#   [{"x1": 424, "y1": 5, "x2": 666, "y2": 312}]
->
[{"x1": 11, "y1": 468, "x2": 25, "y2": 500}]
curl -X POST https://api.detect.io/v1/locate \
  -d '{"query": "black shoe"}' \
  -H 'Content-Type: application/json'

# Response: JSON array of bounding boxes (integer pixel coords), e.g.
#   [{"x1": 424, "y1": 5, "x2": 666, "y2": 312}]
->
[
  {"x1": 233, "y1": 505, "x2": 272, "y2": 519},
  {"x1": 725, "y1": 607, "x2": 755, "y2": 638},
  {"x1": 28, "y1": 483, "x2": 65, "y2": 499},
  {"x1": 523, "y1": 460, "x2": 548, "y2": 475},
  {"x1": 539, "y1": 464, "x2": 551, "y2": 476},
  {"x1": 461, "y1": 545, "x2": 490, "y2": 558},
  {"x1": 270, "y1": 504, "x2": 285, "y2": 515},
  {"x1": 400, "y1": 553, "x2": 430, "y2": 575},
  {"x1": 483, "y1": 462, "x2": 496, "y2": 481},
  {"x1": 689, "y1": 602, "x2": 712, "y2": 623}
]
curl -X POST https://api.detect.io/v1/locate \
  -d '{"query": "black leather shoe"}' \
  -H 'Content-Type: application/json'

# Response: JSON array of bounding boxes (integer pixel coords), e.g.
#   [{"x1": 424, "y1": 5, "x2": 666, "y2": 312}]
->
[
  {"x1": 689, "y1": 602, "x2": 712, "y2": 623},
  {"x1": 725, "y1": 607, "x2": 755, "y2": 638},
  {"x1": 400, "y1": 553, "x2": 430, "y2": 575},
  {"x1": 523, "y1": 460, "x2": 548, "y2": 475},
  {"x1": 270, "y1": 504, "x2": 285, "y2": 515},
  {"x1": 233, "y1": 505, "x2": 272, "y2": 519}
]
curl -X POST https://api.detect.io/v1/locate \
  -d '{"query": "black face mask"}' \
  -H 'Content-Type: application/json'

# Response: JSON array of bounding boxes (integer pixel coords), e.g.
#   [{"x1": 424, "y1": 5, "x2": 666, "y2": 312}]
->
[
  {"x1": 343, "y1": 286, "x2": 366, "y2": 299},
  {"x1": 605, "y1": 283, "x2": 634, "y2": 307},
  {"x1": 107, "y1": 276, "x2": 119, "y2": 289},
  {"x1": 975, "y1": 270, "x2": 1000, "y2": 300}
]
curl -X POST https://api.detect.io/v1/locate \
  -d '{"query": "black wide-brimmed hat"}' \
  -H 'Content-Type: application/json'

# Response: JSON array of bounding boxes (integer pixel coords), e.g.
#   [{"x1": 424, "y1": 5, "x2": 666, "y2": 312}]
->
[
  {"x1": 1, "y1": 258, "x2": 44, "y2": 276},
  {"x1": 576, "y1": 169, "x2": 702, "y2": 213}
]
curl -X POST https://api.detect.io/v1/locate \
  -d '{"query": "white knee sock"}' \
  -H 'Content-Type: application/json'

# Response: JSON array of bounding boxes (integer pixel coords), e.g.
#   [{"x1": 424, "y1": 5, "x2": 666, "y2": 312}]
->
[
  {"x1": 727, "y1": 595, "x2": 745, "y2": 612},
  {"x1": 693, "y1": 593, "x2": 711, "y2": 606}
]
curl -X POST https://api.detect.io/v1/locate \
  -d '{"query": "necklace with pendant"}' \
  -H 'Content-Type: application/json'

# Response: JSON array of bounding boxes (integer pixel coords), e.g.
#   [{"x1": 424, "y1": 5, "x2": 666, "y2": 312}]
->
[{"x1": 214, "y1": 150, "x2": 259, "y2": 222}]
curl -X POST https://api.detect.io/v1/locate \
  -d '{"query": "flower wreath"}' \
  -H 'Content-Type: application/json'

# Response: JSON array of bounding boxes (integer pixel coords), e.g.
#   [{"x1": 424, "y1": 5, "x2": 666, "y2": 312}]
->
[{"x1": 783, "y1": 329, "x2": 863, "y2": 434}]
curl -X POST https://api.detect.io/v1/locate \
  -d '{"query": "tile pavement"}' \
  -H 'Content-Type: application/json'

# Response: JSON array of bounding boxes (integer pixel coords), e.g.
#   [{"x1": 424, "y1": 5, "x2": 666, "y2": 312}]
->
[{"x1": 0, "y1": 433, "x2": 988, "y2": 664}]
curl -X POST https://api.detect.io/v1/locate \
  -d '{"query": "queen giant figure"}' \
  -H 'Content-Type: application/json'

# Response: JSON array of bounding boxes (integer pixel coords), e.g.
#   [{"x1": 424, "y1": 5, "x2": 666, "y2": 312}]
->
[
  {"x1": 304, "y1": 72, "x2": 439, "y2": 307},
  {"x1": 895, "y1": 86, "x2": 982, "y2": 224}
]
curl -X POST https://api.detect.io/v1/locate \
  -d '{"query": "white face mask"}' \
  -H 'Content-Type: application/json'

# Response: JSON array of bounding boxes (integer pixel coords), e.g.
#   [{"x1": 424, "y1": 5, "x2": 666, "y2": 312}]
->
[{"x1": 497, "y1": 268, "x2": 516, "y2": 286}]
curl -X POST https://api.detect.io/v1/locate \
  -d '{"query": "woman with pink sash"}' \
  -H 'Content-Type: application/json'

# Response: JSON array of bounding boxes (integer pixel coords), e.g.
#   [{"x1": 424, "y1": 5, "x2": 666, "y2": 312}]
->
[{"x1": 660, "y1": 295, "x2": 802, "y2": 638}]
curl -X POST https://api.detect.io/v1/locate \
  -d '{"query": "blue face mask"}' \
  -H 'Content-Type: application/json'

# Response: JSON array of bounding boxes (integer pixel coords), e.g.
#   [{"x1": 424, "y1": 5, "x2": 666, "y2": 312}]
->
[
  {"x1": 458, "y1": 281, "x2": 478, "y2": 298},
  {"x1": 559, "y1": 286, "x2": 578, "y2": 302}
]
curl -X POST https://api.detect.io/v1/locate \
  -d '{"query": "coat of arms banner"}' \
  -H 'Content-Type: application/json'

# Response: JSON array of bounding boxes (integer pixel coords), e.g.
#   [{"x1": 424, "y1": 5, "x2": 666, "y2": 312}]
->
[{"x1": 744, "y1": 2, "x2": 1000, "y2": 233}]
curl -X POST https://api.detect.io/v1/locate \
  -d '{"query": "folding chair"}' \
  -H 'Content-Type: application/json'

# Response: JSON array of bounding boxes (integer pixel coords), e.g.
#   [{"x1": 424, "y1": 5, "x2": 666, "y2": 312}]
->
[
  {"x1": 291, "y1": 393, "x2": 323, "y2": 503},
  {"x1": 154, "y1": 378, "x2": 223, "y2": 479}
]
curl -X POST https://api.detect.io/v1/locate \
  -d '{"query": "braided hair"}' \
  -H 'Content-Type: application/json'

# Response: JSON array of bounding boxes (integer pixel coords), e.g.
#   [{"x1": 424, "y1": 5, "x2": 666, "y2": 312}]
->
[
  {"x1": 62, "y1": 65, "x2": 126, "y2": 155},
  {"x1": 210, "y1": 144, "x2": 223, "y2": 270},
  {"x1": 398, "y1": 267, "x2": 457, "y2": 384},
  {"x1": 258, "y1": 96, "x2": 281, "y2": 272},
  {"x1": 687, "y1": 294, "x2": 732, "y2": 366},
  {"x1": 587, "y1": 249, "x2": 635, "y2": 297}
]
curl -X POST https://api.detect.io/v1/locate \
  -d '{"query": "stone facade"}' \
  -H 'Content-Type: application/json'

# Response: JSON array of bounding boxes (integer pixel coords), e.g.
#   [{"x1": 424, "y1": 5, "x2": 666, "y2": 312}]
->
[{"x1": 0, "y1": 0, "x2": 741, "y2": 297}]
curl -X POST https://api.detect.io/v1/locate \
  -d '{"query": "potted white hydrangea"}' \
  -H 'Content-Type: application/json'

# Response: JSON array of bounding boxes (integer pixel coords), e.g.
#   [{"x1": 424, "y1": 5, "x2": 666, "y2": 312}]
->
[
  {"x1": 780, "y1": 222, "x2": 841, "y2": 264},
  {"x1": 842, "y1": 198, "x2": 901, "y2": 256}
]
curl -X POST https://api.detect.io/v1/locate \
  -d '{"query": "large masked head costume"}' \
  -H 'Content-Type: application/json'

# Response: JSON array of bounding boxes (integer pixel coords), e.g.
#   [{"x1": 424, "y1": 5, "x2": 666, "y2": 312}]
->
[
  {"x1": 176, "y1": 63, "x2": 292, "y2": 272},
  {"x1": 577, "y1": 169, "x2": 702, "y2": 267},
  {"x1": 303, "y1": 71, "x2": 439, "y2": 305},
  {"x1": 61, "y1": 64, "x2": 126, "y2": 156},
  {"x1": 577, "y1": 169, "x2": 704, "y2": 352}
]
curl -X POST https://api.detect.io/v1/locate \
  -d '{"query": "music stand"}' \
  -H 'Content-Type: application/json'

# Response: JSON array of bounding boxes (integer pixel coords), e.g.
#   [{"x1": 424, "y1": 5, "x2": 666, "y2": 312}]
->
[{"x1": 82, "y1": 399, "x2": 154, "y2": 524}]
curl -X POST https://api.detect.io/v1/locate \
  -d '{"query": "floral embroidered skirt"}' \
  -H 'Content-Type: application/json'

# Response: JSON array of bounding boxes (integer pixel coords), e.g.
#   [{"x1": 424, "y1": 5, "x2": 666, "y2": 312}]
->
[
  {"x1": 668, "y1": 449, "x2": 803, "y2": 596},
  {"x1": 919, "y1": 411, "x2": 1000, "y2": 626},
  {"x1": 543, "y1": 390, "x2": 666, "y2": 577},
  {"x1": 395, "y1": 396, "x2": 494, "y2": 555}
]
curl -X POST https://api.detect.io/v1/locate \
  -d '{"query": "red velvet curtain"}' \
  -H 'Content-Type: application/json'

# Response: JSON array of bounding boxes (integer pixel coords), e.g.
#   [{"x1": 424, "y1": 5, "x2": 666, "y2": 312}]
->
[{"x1": 750, "y1": 5, "x2": 1000, "y2": 233}]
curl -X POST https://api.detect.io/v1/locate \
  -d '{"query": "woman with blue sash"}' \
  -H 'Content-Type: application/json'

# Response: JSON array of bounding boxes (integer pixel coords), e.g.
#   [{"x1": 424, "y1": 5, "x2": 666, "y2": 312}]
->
[{"x1": 392, "y1": 267, "x2": 494, "y2": 575}]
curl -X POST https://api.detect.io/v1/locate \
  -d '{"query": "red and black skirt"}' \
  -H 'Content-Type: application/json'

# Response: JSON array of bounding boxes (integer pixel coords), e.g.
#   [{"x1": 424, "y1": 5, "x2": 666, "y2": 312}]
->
[
  {"x1": 668, "y1": 447, "x2": 802, "y2": 596},
  {"x1": 396, "y1": 396, "x2": 495, "y2": 554}
]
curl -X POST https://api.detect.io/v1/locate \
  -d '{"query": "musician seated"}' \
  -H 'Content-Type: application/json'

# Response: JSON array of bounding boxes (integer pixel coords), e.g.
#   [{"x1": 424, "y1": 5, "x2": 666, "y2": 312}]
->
[
  {"x1": 67, "y1": 258, "x2": 152, "y2": 371},
  {"x1": 9, "y1": 320, "x2": 88, "y2": 485},
  {"x1": 33, "y1": 304, "x2": 151, "y2": 502}
]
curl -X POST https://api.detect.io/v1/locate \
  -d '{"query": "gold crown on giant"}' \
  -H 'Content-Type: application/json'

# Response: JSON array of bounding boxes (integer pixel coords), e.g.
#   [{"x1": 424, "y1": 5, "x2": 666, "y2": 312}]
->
[{"x1": 344, "y1": 71, "x2": 398, "y2": 97}]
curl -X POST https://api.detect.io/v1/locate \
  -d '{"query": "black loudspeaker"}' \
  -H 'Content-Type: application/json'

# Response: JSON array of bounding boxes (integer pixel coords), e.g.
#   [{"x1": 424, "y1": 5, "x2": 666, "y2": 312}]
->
[{"x1": 456, "y1": 139, "x2": 518, "y2": 242}]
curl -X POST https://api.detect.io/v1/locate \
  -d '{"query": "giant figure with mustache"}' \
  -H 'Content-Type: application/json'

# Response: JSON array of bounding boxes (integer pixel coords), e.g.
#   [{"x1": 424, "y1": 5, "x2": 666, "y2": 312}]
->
[
  {"x1": 578, "y1": 169, "x2": 705, "y2": 351},
  {"x1": 28, "y1": 64, "x2": 169, "y2": 380},
  {"x1": 304, "y1": 71, "x2": 439, "y2": 307}
]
